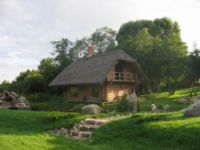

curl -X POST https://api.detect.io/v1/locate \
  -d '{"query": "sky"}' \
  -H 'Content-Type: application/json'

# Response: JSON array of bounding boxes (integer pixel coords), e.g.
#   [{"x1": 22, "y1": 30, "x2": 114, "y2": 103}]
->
[{"x1": 0, "y1": 0, "x2": 200, "y2": 82}]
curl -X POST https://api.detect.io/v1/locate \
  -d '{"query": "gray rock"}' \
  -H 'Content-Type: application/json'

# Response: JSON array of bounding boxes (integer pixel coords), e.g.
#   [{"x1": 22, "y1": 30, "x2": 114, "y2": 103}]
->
[
  {"x1": 151, "y1": 104, "x2": 157, "y2": 112},
  {"x1": 60, "y1": 128, "x2": 67, "y2": 135},
  {"x1": 17, "y1": 96, "x2": 27, "y2": 103},
  {"x1": 192, "y1": 95, "x2": 200, "y2": 102},
  {"x1": 163, "y1": 104, "x2": 169, "y2": 111},
  {"x1": 127, "y1": 93, "x2": 138, "y2": 112},
  {"x1": 81, "y1": 104, "x2": 101, "y2": 114},
  {"x1": 0, "y1": 100, "x2": 3, "y2": 105},
  {"x1": 174, "y1": 98, "x2": 188, "y2": 104},
  {"x1": 183, "y1": 100, "x2": 200, "y2": 117},
  {"x1": 10, "y1": 91, "x2": 18, "y2": 98}
]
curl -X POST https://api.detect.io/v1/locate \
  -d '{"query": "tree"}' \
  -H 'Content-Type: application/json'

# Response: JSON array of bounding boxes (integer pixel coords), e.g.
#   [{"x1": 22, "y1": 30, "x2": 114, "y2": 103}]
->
[
  {"x1": 0, "y1": 80, "x2": 12, "y2": 92},
  {"x1": 14, "y1": 70, "x2": 45, "y2": 94},
  {"x1": 51, "y1": 38, "x2": 73, "y2": 71},
  {"x1": 91, "y1": 27, "x2": 117, "y2": 53},
  {"x1": 38, "y1": 57, "x2": 59, "y2": 84},
  {"x1": 71, "y1": 27, "x2": 117, "y2": 59},
  {"x1": 188, "y1": 45, "x2": 200, "y2": 95},
  {"x1": 117, "y1": 17, "x2": 188, "y2": 93}
]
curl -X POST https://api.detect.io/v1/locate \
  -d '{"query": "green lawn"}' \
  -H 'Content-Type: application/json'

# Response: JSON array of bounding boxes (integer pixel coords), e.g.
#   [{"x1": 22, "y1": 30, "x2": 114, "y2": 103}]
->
[
  {"x1": 138, "y1": 88, "x2": 198, "y2": 112},
  {"x1": 0, "y1": 88, "x2": 200, "y2": 150},
  {"x1": 92, "y1": 112, "x2": 200, "y2": 150}
]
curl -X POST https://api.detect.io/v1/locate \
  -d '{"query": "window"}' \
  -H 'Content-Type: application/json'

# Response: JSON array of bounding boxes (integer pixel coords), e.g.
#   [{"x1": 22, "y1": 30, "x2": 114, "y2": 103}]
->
[
  {"x1": 70, "y1": 87, "x2": 79, "y2": 97},
  {"x1": 91, "y1": 86, "x2": 100, "y2": 98}
]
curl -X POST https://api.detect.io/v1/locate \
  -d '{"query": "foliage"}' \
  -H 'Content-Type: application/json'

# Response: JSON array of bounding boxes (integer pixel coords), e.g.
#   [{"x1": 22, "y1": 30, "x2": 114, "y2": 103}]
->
[
  {"x1": 0, "y1": 80, "x2": 12, "y2": 92},
  {"x1": 27, "y1": 93, "x2": 51, "y2": 102},
  {"x1": 102, "y1": 102, "x2": 118, "y2": 112},
  {"x1": 117, "y1": 95, "x2": 129, "y2": 112},
  {"x1": 117, "y1": 17, "x2": 188, "y2": 93},
  {"x1": 30, "y1": 96, "x2": 77, "y2": 111},
  {"x1": 38, "y1": 57, "x2": 60, "y2": 84},
  {"x1": 71, "y1": 27, "x2": 117, "y2": 59},
  {"x1": 47, "y1": 112, "x2": 79, "y2": 121},
  {"x1": 188, "y1": 47, "x2": 200, "y2": 82},
  {"x1": 13, "y1": 69, "x2": 46, "y2": 94},
  {"x1": 70, "y1": 103, "x2": 86, "y2": 112}
]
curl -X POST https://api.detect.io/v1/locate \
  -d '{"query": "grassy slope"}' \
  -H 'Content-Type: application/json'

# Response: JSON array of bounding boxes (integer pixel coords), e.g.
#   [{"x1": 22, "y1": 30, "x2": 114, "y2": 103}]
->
[
  {"x1": 1, "y1": 109, "x2": 200, "y2": 150},
  {"x1": 139, "y1": 88, "x2": 199, "y2": 111},
  {"x1": 0, "y1": 109, "x2": 96, "y2": 150},
  {"x1": 0, "y1": 88, "x2": 200, "y2": 150},
  {"x1": 92, "y1": 112, "x2": 200, "y2": 150}
]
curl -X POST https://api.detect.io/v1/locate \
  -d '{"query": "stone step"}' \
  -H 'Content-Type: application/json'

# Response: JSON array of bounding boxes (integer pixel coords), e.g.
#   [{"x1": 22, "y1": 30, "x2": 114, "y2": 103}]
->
[
  {"x1": 70, "y1": 130, "x2": 79, "y2": 136},
  {"x1": 79, "y1": 131, "x2": 92, "y2": 138},
  {"x1": 79, "y1": 124, "x2": 100, "y2": 131},
  {"x1": 85, "y1": 118, "x2": 108, "y2": 125},
  {"x1": 95, "y1": 120, "x2": 107, "y2": 125},
  {"x1": 85, "y1": 119, "x2": 97, "y2": 125}
]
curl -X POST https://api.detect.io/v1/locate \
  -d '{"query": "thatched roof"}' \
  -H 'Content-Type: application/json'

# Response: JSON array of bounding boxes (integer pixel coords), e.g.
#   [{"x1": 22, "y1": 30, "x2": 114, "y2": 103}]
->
[{"x1": 49, "y1": 50, "x2": 144, "y2": 86}]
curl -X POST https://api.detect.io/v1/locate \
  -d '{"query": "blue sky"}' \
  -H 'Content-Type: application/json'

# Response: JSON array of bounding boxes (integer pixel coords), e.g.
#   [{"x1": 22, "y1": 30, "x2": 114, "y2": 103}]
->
[{"x1": 0, "y1": 0, "x2": 200, "y2": 82}]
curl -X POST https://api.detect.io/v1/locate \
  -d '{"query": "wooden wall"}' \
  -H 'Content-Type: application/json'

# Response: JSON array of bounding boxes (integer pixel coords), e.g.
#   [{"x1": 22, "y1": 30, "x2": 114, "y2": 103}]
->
[
  {"x1": 105, "y1": 82, "x2": 135, "y2": 102},
  {"x1": 64, "y1": 85, "x2": 103, "y2": 102}
]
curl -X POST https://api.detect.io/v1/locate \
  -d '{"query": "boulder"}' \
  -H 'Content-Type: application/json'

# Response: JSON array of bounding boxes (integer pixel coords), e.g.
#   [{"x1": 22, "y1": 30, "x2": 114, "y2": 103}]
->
[
  {"x1": 81, "y1": 104, "x2": 101, "y2": 114},
  {"x1": 192, "y1": 95, "x2": 200, "y2": 102},
  {"x1": 174, "y1": 98, "x2": 188, "y2": 104},
  {"x1": 163, "y1": 104, "x2": 169, "y2": 111},
  {"x1": 183, "y1": 100, "x2": 200, "y2": 117},
  {"x1": 16, "y1": 102, "x2": 26, "y2": 107},
  {"x1": 0, "y1": 100, "x2": 3, "y2": 105},
  {"x1": 151, "y1": 104, "x2": 157, "y2": 112},
  {"x1": 10, "y1": 91, "x2": 18, "y2": 98},
  {"x1": 17, "y1": 96, "x2": 27, "y2": 103},
  {"x1": 127, "y1": 92, "x2": 138, "y2": 112},
  {"x1": 2, "y1": 95, "x2": 15, "y2": 102}
]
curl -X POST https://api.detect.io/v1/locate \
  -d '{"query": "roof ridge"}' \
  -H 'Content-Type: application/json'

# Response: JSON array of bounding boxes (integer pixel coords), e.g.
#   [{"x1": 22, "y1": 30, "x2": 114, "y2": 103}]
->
[{"x1": 73, "y1": 49, "x2": 125, "y2": 62}]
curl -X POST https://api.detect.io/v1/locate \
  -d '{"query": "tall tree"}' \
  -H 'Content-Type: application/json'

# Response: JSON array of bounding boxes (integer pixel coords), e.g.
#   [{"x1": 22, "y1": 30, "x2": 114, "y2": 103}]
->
[
  {"x1": 71, "y1": 27, "x2": 117, "y2": 59},
  {"x1": 38, "y1": 57, "x2": 59, "y2": 84},
  {"x1": 51, "y1": 38, "x2": 73, "y2": 71},
  {"x1": 117, "y1": 17, "x2": 188, "y2": 93}
]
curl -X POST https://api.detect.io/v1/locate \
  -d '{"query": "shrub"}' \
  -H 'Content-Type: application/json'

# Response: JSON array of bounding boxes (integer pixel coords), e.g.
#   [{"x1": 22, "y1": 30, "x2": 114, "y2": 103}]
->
[
  {"x1": 102, "y1": 102, "x2": 118, "y2": 112},
  {"x1": 27, "y1": 93, "x2": 50, "y2": 102},
  {"x1": 145, "y1": 94, "x2": 156, "y2": 101},
  {"x1": 70, "y1": 104, "x2": 85, "y2": 112},
  {"x1": 117, "y1": 95, "x2": 129, "y2": 112},
  {"x1": 47, "y1": 112, "x2": 79, "y2": 121}
]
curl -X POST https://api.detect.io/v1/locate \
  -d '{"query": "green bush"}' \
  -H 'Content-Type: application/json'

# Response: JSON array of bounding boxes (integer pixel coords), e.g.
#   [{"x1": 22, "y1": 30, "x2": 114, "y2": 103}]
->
[
  {"x1": 27, "y1": 93, "x2": 50, "y2": 102},
  {"x1": 47, "y1": 112, "x2": 79, "y2": 121},
  {"x1": 70, "y1": 104, "x2": 85, "y2": 112},
  {"x1": 117, "y1": 95, "x2": 129, "y2": 112},
  {"x1": 30, "y1": 96, "x2": 77, "y2": 111},
  {"x1": 102, "y1": 102, "x2": 118, "y2": 112},
  {"x1": 145, "y1": 94, "x2": 156, "y2": 100}
]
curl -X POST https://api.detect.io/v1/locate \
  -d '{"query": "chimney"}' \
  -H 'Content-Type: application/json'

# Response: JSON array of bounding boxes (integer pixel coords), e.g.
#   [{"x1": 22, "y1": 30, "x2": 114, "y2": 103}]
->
[{"x1": 87, "y1": 46, "x2": 94, "y2": 57}]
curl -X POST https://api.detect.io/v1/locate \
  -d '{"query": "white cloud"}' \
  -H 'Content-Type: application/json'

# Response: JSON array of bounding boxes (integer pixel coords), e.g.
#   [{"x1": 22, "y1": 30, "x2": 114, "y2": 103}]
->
[{"x1": 0, "y1": 0, "x2": 200, "y2": 82}]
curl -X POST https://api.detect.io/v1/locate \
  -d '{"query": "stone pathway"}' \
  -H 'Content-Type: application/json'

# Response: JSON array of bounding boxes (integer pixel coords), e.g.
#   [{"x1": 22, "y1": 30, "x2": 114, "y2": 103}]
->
[{"x1": 49, "y1": 115, "x2": 131, "y2": 141}]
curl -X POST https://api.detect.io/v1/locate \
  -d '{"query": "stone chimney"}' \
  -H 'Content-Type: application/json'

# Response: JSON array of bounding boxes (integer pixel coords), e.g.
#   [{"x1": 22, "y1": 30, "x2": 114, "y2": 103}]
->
[{"x1": 87, "y1": 46, "x2": 94, "y2": 57}]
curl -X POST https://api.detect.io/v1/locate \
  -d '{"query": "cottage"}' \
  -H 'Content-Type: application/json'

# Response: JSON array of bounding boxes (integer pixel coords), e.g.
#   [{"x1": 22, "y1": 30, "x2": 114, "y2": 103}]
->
[{"x1": 49, "y1": 48, "x2": 144, "y2": 103}]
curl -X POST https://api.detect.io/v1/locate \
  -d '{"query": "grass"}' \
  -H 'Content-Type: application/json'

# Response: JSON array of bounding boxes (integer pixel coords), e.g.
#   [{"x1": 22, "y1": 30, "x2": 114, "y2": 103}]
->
[
  {"x1": 1, "y1": 109, "x2": 200, "y2": 150},
  {"x1": 0, "y1": 109, "x2": 93, "y2": 150},
  {"x1": 102, "y1": 88, "x2": 199, "y2": 113},
  {"x1": 92, "y1": 112, "x2": 200, "y2": 150},
  {"x1": 0, "y1": 87, "x2": 200, "y2": 149},
  {"x1": 138, "y1": 88, "x2": 197, "y2": 112}
]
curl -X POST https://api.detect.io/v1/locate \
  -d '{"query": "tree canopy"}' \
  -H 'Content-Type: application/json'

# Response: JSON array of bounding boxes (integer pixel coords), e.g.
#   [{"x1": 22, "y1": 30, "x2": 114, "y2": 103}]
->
[{"x1": 116, "y1": 17, "x2": 188, "y2": 92}]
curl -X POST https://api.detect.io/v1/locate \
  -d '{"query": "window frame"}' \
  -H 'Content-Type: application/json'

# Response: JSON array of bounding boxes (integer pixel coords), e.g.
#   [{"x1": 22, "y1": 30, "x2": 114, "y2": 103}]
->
[
  {"x1": 91, "y1": 85, "x2": 100, "y2": 98},
  {"x1": 70, "y1": 87, "x2": 79, "y2": 97}
]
